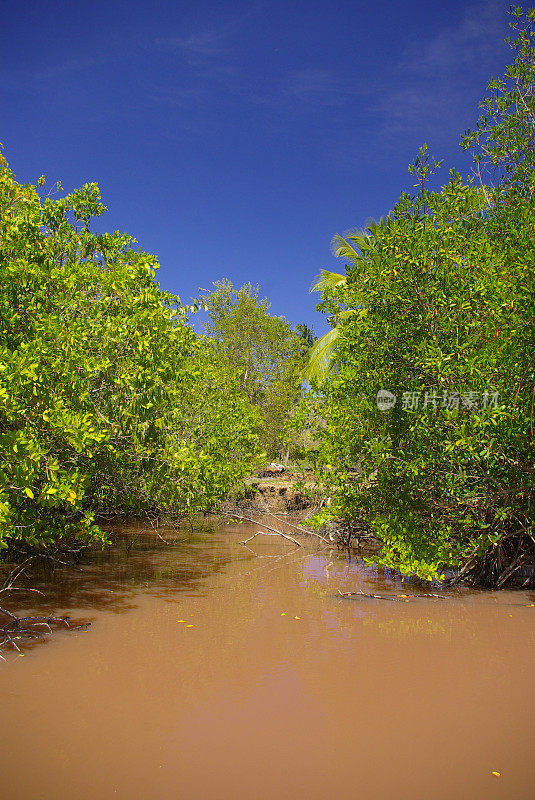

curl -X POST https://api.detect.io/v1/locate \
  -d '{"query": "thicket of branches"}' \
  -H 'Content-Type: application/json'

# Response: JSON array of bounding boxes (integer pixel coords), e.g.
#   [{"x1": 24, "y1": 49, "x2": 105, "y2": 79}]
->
[
  {"x1": 0, "y1": 155, "x2": 263, "y2": 552},
  {"x1": 301, "y1": 7, "x2": 535, "y2": 585}
]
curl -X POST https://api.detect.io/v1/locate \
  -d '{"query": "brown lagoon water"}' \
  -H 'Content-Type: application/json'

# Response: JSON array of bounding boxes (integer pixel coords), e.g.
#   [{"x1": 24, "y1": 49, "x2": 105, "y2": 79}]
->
[{"x1": 1, "y1": 517, "x2": 534, "y2": 800}]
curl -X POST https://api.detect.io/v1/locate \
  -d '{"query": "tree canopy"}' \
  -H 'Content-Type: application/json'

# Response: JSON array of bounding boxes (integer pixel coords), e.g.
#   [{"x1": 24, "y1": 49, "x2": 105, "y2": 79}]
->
[
  {"x1": 0, "y1": 155, "x2": 262, "y2": 549},
  {"x1": 201, "y1": 280, "x2": 306, "y2": 459},
  {"x1": 304, "y1": 7, "x2": 535, "y2": 584}
]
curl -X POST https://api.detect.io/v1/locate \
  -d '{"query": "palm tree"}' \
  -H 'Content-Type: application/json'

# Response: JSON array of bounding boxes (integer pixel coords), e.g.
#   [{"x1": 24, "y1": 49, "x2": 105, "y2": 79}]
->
[
  {"x1": 304, "y1": 218, "x2": 387, "y2": 384},
  {"x1": 294, "y1": 323, "x2": 316, "y2": 349}
]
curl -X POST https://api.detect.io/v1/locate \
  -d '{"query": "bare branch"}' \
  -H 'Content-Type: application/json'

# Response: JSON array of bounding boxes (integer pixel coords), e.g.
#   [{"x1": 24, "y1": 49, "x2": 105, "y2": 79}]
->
[{"x1": 239, "y1": 530, "x2": 302, "y2": 547}]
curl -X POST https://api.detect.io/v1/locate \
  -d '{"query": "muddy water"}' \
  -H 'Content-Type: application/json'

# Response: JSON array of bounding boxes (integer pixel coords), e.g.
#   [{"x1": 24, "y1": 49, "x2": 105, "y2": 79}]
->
[{"x1": 1, "y1": 518, "x2": 535, "y2": 800}]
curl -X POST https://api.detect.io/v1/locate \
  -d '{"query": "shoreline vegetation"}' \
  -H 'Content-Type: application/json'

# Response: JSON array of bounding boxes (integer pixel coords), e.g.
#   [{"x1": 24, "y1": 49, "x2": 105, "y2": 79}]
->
[{"x1": 1, "y1": 6, "x2": 535, "y2": 606}]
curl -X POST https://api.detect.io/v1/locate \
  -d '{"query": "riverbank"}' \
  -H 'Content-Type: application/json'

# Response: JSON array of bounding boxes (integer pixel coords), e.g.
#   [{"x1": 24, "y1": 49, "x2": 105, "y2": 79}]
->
[
  {"x1": 221, "y1": 471, "x2": 382, "y2": 555},
  {"x1": 225, "y1": 472, "x2": 320, "y2": 514}
]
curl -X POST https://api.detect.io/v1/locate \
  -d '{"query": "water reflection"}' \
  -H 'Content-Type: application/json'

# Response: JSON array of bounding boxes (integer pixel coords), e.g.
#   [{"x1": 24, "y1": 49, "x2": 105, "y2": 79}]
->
[
  {"x1": 0, "y1": 519, "x2": 251, "y2": 616},
  {"x1": 1, "y1": 517, "x2": 535, "y2": 800}
]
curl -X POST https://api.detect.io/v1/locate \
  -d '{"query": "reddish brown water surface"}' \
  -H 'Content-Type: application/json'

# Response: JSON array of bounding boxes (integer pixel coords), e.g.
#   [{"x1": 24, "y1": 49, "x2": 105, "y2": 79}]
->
[{"x1": 1, "y1": 518, "x2": 534, "y2": 799}]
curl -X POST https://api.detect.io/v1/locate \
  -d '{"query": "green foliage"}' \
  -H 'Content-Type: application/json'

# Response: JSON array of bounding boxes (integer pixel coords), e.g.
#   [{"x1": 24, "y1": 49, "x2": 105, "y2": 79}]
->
[
  {"x1": 305, "y1": 219, "x2": 389, "y2": 385},
  {"x1": 302, "y1": 327, "x2": 341, "y2": 385},
  {"x1": 201, "y1": 280, "x2": 306, "y2": 458},
  {"x1": 295, "y1": 323, "x2": 316, "y2": 349},
  {"x1": 315, "y1": 175, "x2": 535, "y2": 579},
  {"x1": 407, "y1": 143, "x2": 443, "y2": 194},
  {"x1": 0, "y1": 155, "x2": 262, "y2": 549},
  {"x1": 310, "y1": 8, "x2": 535, "y2": 581},
  {"x1": 461, "y1": 6, "x2": 535, "y2": 198}
]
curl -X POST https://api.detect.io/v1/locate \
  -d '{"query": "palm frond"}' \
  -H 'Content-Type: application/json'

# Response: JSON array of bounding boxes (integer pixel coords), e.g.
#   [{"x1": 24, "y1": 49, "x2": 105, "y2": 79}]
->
[
  {"x1": 364, "y1": 215, "x2": 389, "y2": 235},
  {"x1": 302, "y1": 327, "x2": 340, "y2": 385},
  {"x1": 331, "y1": 233, "x2": 364, "y2": 261},
  {"x1": 310, "y1": 269, "x2": 346, "y2": 294},
  {"x1": 331, "y1": 221, "x2": 387, "y2": 262}
]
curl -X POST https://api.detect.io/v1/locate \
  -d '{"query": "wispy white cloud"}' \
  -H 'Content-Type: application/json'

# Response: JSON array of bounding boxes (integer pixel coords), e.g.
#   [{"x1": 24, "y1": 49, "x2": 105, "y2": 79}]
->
[
  {"x1": 151, "y1": 85, "x2": 208, "y2": 107},
  {"x1": 152, "y1": 7, "x2": 263, "y2": 112},
  {"x1": 157, "y1": 27, "x2": 231, "y2": 59},
  {"x1": 0, "y1": 53, "x2": 110, "y2": 93},
  {"x1": 250, "y1": 65, "x2": 368, "y2": 114},
  {"x1": 156, "y1": 6, "x2": 262, "y2": 63},
  {"x1": 407, "y1": 0, "x2": 504, "y2": 72},
  {"x1": 276, "y1": 67, "x2": 366, "y2": 109},
  {"x1": 148, "y1": 0, "x2": 510, "y2": 154},
  {"x1": 375, "y1": 0, "x2": 508, "y2": 144},
  {"x1": 32, "y1": 54, "x2": 110, "y2": 81},
  {"x1": 285, "y1": 68, "x2": 345, "y2": 98}
]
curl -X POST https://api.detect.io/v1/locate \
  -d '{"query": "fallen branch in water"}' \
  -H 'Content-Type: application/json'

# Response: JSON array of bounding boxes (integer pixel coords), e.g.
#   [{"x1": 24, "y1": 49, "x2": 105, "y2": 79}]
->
[
  {"x1": 0, "y1": 556, "x2": 89, "y2": 660},
  {"x1": 239, "y1": 530, "x2": 302, "y2": 547},
  {"x1": 219, "y1": 509, "x2": 329, "y2": 547},
  {"x1": 337, "y1": 589, "x2": 447, "y2": 602},
  {"x1": 264, "y1": 511, "x2": 330, "y2": 543},
  {"x1": 0, "y1": 610, "x2": 74, "y2": 659}
]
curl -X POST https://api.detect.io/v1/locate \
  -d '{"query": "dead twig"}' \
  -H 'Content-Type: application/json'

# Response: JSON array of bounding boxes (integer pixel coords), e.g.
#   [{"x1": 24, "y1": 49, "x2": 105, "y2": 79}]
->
[
  {"x1": 337, "y1": 589, "x2": 447, "y2": 602},
  {"x1": 338, "y1": 589, "x2": 398, "y2": 601},
  {"x1": 1, "y1": 557, "x2": 36, "y2": 593},
  {"x1": 264, "y1": 511, "x2": 330, "y2": 543},
  {"x1": 219, "y1": 509, "x2": 330, "y2": 548},
  {"x1": 0, "y1": 612, "x2": 73, "y2": 657},
  {"x1": 239, "y1": 530, "x2": 302, "y2": 547}
]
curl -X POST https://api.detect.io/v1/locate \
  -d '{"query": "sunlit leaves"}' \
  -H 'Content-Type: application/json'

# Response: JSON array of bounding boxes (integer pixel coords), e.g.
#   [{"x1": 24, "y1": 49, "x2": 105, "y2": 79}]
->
[
  {"x1": 201, "y1": 280, "x2": 306, "y2": 459},
  {"x1": 310, "y1": 153, "x2": 535, "y2": 580},
  {"x1": 0, "y1": 156, "x2": 262, "y2": 549}
]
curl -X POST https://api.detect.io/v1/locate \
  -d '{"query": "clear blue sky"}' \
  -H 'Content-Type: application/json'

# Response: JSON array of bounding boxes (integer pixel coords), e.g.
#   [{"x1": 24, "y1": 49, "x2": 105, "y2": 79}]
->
[{"x1": 1, "y1": 0, "x2": 514, "y2": 334}]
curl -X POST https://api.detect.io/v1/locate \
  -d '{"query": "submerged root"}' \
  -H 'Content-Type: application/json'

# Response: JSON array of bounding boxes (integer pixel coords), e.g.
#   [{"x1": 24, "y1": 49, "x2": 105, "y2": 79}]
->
[
  {"x1": 0, "y1": 552, "x2": 90, "y2": 659},
  {"x1": 451, "y1": 528, "x2": 535, "y2": 589},
  {"x1": 0, "y1": 609, "x2": 76, "y2": 659}
]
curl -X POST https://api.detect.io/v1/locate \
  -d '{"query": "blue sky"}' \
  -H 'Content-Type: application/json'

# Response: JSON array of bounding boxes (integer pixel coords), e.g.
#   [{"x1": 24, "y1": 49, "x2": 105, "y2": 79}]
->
[{"x1": 1, "y1": 0, "x2": 514, "y2": 334}]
